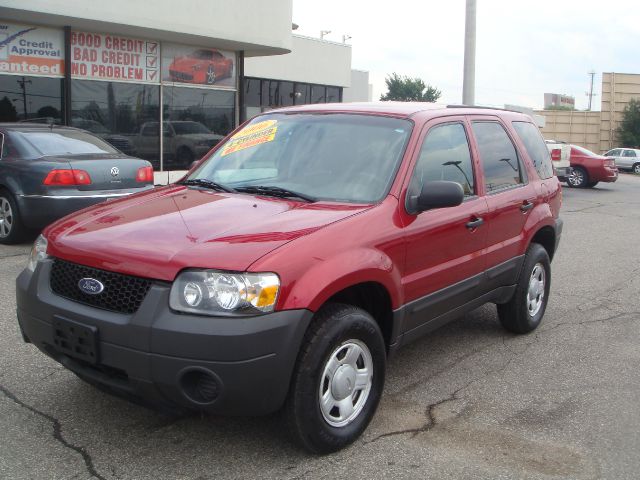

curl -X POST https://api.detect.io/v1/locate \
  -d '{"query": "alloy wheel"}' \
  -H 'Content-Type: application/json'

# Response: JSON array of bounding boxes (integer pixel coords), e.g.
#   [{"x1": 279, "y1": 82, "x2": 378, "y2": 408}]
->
[
  {"x1": 0, "y1": 197, "x2": 13, "y2": 238},
  {"x1": 568, "y1": 169, "x2": 584, "y2": 187}
]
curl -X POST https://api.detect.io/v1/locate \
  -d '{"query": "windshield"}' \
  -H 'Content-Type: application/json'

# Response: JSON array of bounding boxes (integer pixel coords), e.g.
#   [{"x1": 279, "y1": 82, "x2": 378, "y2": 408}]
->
[
  {"x1": 16, "y1": 130, "x2": 119, "y2": 156},
  {"x1": 171, "y1": 122, "x2": 211, "y2": 135},
  {"x1": 572, "y1": 145, "x2": 600, "y2": 157},
  {"x1": 189, "y1": 113, "x2": 412, "y2": 203}
]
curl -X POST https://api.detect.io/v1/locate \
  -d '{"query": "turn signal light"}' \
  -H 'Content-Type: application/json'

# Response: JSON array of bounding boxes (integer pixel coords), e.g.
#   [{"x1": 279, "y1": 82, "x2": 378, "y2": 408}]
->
[
  {"x1": 136, "y1": 166, "x2": 154, "y2": 183},
  {"x1": 43, "y1": 169, "x2": 92, "y2": 186}
]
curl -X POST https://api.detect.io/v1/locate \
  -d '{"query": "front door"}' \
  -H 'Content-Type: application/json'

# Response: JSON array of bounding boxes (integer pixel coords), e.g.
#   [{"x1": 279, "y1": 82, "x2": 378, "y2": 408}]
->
[{"x1": 401, "y1": 119, "x2": 489, "y2": 335}]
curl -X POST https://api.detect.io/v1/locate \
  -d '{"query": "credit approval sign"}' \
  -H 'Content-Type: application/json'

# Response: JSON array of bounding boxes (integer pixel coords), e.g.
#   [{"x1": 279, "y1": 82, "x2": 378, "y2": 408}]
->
[
  {"x1": 70, "y1": 31, "x2": 159, "y2": 83},
  {"x1": 0, "y1": 22, "x2": 64, "y2": 76}
]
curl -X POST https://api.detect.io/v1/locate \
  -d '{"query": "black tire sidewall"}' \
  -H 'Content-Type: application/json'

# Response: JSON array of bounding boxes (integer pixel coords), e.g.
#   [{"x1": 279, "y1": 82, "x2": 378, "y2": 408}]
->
[{"x1": 288, "y1": 305, "x2": 386, "y2": 453}]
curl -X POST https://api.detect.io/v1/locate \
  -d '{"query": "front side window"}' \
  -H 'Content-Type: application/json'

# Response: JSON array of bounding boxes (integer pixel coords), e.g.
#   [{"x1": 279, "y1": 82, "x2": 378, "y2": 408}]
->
[
  {"x1": 409, "y1": 123, "x2": 475, "y2": 197},
  {"x1": 604, "y1": 149, "x2": 619, "y2": 157},
  {"x1": 512, "y1": 121, "x2": 553, "y2": 180},
  {"x1": 191, "y1": 113, "x2": 413, "y2": 203},
  {"x1": 472, "y1": 122, "x2": 523, "y2": 193}
]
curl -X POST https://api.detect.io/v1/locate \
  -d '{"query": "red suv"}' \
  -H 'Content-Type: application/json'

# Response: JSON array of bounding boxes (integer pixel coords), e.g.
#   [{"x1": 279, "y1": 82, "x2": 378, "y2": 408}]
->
[
  {"x1": 16, "y1": 103, "x2": 563, "y2": 453},
  {"x1": 566, "y1": 144, "x2": 618, "y2": 188}
]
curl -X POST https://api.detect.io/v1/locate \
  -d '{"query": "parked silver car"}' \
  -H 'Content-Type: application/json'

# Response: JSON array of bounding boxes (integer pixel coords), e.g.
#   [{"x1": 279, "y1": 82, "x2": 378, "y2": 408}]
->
[{"x1": 604, "y1": 148, "x2": 640, "y2": 173}]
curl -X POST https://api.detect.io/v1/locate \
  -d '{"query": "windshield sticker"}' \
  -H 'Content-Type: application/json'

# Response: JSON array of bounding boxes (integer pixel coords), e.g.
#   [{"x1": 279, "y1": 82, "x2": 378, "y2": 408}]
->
[{"x1": 221, "y1": 120, "x2": 278, "y2": 156}]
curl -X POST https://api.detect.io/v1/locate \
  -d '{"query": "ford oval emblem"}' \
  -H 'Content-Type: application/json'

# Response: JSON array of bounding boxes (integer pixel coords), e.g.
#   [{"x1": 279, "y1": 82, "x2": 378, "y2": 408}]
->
[{"x1": 78, "y1": 278, "x2": 104, "y2": 295}]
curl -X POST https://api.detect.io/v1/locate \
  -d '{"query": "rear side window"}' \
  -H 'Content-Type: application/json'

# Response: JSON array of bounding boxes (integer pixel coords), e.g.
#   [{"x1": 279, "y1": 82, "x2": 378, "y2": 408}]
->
[
  {"x1": 623, "y1": 150, "x2": 637, "y2": 157},
  {"x1": 472, "y1": 122, "x2": 524, "y2": 193},
  {"x1": 409, "y1": 123, "x2": 475, "y2": 196},
  {"x1": 512, "y1": 121, "x2": 553, "y2": 180}
]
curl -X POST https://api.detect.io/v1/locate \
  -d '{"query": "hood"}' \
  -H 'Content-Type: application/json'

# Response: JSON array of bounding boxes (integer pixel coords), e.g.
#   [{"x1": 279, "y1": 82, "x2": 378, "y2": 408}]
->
[
  {"x1": 45, "y1": 186, "x2": 370, "y2": 281},
  {"x1": 170, "y1": 57, "x2": 203, "y2": 70}
]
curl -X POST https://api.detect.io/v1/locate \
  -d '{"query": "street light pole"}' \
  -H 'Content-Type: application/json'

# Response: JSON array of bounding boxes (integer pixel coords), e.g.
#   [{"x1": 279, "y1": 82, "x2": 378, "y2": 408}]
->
[{"x1": 462, "y1": 0, "x2": 477, "y2": 106}]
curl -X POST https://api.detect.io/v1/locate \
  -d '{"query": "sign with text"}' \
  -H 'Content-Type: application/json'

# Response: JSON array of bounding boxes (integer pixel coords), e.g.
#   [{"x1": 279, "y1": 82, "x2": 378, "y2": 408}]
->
[
  {"x1": 71, "y1": 31, "x2": 159, "y2": 83},
  {"x1": 0, "y1": 22, "x2": 64, "y2": 76},
  {"x1": 162, "y1": 43, "x2": 235, "y2": 88}
]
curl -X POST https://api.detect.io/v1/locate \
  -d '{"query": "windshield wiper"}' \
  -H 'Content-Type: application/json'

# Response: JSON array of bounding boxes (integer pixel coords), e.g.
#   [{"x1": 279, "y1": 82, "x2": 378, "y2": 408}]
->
[
  {"x1": 235, "y1": 185, "x2": 316, "y2": 202},
  {"x1": 179, "y1": 178, "x2": 236, "y2": 193}
]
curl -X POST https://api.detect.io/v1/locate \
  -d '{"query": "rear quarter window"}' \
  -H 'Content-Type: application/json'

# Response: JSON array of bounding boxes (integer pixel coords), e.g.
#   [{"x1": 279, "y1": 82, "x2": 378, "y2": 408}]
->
[{"x1": 512, "y1": 121, "x2": 554, "y2": 180}]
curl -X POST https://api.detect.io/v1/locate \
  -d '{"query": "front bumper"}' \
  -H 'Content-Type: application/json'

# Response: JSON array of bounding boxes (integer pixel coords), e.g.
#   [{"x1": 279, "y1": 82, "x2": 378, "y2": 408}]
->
[
  {"x1": 555, "y1": 166, "x2": 572, "y2": 181},
  {"x1": 16, "y1": 259, "x2": 312, "y2": 415},
  {"x1": 17, "y1": 187, "x2": 152, "y2": 230}
]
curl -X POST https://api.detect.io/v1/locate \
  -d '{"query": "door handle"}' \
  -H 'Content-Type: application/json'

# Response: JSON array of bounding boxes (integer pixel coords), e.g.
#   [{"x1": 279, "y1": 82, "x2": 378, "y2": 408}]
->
[
  {"x1": 520, "y1": 201, "x2": 534, "y2": 212},
  {"x1": 466, "y1": 217, "x2": 484, "y2": 229}
]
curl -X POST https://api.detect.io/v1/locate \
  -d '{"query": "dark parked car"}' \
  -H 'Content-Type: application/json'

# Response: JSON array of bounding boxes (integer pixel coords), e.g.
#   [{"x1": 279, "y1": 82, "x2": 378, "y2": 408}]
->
[
  {"x1": 0, "y1": 124, "x2": 154, "y2": 244},
  {"x1": 566, "y1": 144, "x2": 618, "y2": 188},
  {"x1": 17, "y1": 104, "x2": 562, "y2": 452}
]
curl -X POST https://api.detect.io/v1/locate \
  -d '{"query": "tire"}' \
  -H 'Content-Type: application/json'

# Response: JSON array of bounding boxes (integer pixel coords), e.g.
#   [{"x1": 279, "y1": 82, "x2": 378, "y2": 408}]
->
[
  {"x1": 633, "y1": 163, "x2": 640, "y2": 174},
  {"x1": 0, "y1": 190, "x2": 26, "y2": 245},
  {"x1": 566, "y1": 166, "x2": 588, "y2": 188},
  {"x1": 587, "y1": 181, "x2": 599, "y2": 188},
  {"x1": 206, "y1": 65, "x2": 216, "y2": 85},
  {"x1": 497, "y1": 243, "x2": 551, "y2": 334},
  {"x1": 285, "y1": 303, "x2": 386, "y2": 453}
]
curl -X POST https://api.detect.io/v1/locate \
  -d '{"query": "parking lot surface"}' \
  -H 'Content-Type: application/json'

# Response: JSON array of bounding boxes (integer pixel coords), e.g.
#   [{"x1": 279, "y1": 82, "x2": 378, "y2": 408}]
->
[{"x1": 1, "y1": 175, "x2": 640, "y2": 480}]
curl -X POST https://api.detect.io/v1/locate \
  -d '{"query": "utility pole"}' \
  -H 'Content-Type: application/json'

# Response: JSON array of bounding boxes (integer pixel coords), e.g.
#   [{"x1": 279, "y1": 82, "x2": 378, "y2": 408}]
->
[
  {"x1": 17, "y1": 77, "x2": 32, "y2": 119},
  {"x1": 586, "y1": 70, "x2": 596, "y2": 111},
  {"x1": 462, "y1": 0, "x2": 477, "y2": 105}
]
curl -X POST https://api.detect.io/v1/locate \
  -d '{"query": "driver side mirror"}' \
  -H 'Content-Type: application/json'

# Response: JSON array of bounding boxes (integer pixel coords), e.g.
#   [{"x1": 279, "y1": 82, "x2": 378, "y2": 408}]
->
[{"x1": 406, "y1": 180, "x2": 464, "y2": 214}]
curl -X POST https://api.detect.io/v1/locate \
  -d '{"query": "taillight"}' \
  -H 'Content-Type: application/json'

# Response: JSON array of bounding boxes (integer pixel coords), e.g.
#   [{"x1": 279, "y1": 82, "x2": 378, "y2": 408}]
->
[
  {"x1": 136, "y1": 166, "x2": 153, "y2": 183},
  {"x1": 550, "y1": 148, "x2": 561, "y2": 161},
  {"x1": 43, "y1": 169, "x2": 92, "y2": 186}
]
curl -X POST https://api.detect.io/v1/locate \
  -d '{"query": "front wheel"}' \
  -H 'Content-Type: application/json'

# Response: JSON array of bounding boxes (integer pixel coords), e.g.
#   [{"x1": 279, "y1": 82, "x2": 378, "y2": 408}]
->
[
  {"x1": 497, "y1": 243, "x2": 551, "y2": 334},
  {"x1": 285, "y1": 303, "x2": 386, "y2": 453},
  {"x1": 566, "y1": 166, "x2": 588, "y2": 188}
]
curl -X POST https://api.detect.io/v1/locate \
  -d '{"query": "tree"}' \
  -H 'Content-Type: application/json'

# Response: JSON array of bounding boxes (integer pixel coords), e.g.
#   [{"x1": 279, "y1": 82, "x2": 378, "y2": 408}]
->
[
  {"x1": 616, "y1": 98, "x2": 640, "y2": 148},
  {"x1": 0, "y1": 96, "x2": 18, "y2": 122},
  {"x1": 544, "y1": 105, "x2": 576, "y2": 111},
  {"x1": 380, "y1": 73, "x2": 441, "y2": 102}
]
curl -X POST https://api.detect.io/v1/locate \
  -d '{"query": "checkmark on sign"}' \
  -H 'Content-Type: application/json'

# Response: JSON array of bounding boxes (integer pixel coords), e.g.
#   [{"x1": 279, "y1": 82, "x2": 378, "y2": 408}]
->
[
  {"x1": 146, "y1": 56, "x2": 157, "y2": 68},
  {"x1": 146, "y1": 42, "x2": 158, "y2": 54},
  {"x1": 147, "y1": 70, "x2": 158, "y2": 81}
]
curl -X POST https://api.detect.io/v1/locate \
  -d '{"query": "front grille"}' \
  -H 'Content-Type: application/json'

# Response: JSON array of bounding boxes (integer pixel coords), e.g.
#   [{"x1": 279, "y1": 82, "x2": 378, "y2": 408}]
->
[{"x1": 50, "y1": 259, "x2": 151, "y2": 314}]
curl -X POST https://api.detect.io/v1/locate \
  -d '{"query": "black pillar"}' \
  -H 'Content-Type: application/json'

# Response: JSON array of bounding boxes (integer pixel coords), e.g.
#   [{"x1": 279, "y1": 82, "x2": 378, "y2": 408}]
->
[
  {"x1": 238, "y1": 50, "x2": 245, "y2": 124},
  {"x1": 63, "y1": 26, "x2": 72, "y2": 125}
]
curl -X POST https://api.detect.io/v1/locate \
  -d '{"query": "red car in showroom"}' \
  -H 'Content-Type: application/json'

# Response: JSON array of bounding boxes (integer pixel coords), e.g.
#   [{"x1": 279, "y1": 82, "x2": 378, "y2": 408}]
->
[
  {"x1": 168, "y1": 49, "x2": 233, "y2": 85},
  {"x1": 566, "y1": 144, "x2": 618, "y2": 188}
]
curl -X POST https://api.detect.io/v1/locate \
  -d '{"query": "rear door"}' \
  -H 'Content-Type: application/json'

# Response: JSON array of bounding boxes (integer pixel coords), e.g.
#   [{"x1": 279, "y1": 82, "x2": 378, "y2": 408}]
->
[
  {"x1": 401, "y1": 118, "x2": 489, "y2": 335},
  {"x1": 620, "y1": 149, "x2": 637, "y2": 169},
  {"x1": 468, "y1": 117, "x2": 536, "y2": 279}
]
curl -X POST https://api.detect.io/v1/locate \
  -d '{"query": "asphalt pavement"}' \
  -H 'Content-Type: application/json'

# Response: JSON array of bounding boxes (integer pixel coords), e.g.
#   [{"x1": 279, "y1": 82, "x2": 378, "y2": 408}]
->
[{"x1": 1, "y1": 174, "x2": 639, "y2": 479}]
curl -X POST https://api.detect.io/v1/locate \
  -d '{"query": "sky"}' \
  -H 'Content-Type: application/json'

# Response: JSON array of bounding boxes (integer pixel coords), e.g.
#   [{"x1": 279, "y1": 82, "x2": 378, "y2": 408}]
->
[{"x1": 292, "y1": 0, "x2": 640, "y2": 111}]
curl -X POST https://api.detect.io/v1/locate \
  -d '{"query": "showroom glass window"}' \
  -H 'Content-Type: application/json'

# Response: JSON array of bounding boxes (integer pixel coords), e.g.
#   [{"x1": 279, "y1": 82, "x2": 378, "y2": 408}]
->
[
  {"x1": 162, "y1": 86, "x2": 235, "y2": 170},
  {"x1": 0, "y1": 76, "x2": 64, "y2": 123},
  {"x1": 71, "y1": 80, "x2": 160, "y2": 167}
]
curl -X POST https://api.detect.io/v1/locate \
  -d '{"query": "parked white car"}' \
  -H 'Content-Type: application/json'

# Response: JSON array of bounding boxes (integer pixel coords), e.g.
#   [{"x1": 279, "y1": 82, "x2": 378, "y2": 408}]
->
[
  {"x1": 604, "y1": 148, "x2": 640, "y2": 173},
  {"x1": 545, "y1": 140, "x2": 572, "y2": 180}
]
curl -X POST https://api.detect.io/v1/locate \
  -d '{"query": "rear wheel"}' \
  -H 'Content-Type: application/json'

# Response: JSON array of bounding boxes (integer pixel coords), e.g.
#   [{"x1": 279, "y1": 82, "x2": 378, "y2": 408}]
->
[
  {"x1": 285, "y1": 303, "x2": 386, "y2": 453},
  {"x1": 633, "y1": 163, "x2": 640, "y2": 174},
  {"x1": 0, "y1": 191, "x2": 26, "y2": 245},
  {"x1": 497, "y1": 243, "x2": 551, "y2": 334},
  {"x1": 567, "y1": 166, "x2": 588, "y2": 188}
]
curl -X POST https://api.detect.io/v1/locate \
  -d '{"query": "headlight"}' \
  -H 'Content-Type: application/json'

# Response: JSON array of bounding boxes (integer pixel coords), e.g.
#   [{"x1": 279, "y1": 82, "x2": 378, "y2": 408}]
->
[
  {"x1": 169, "y1": 270, "x2": 280, "y2": 316},
  {"x1": 27, "y1": 234, "x2": 48, "y2": 272}
]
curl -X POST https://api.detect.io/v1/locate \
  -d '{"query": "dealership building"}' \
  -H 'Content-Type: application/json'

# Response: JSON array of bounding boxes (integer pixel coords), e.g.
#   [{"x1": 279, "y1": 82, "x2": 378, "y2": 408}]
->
[{"x1": 0, "y1": 0, "x2": 370, "y2": 177}]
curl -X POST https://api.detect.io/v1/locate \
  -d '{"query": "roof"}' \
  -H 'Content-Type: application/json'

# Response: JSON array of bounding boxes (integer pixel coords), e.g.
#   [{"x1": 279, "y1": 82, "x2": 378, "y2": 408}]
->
[
  {"x1": 272, "y1": 102, "x2": 533, "y2": 120},
  {"x1": 0, "y1": 123, "x2": 82, "y2": 132}
]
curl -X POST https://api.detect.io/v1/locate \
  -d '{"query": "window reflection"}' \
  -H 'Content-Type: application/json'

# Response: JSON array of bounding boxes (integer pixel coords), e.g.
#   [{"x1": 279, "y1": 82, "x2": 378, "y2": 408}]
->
[{"x1": 0, "y1": 76, "x2": 64, "y2": 123}]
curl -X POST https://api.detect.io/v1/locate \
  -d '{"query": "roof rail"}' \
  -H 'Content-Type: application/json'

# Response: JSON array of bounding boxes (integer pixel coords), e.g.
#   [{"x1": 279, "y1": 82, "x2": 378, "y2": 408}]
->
[{"x1": 446, "y1": 104, "x2": 521, "y2": 113}]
